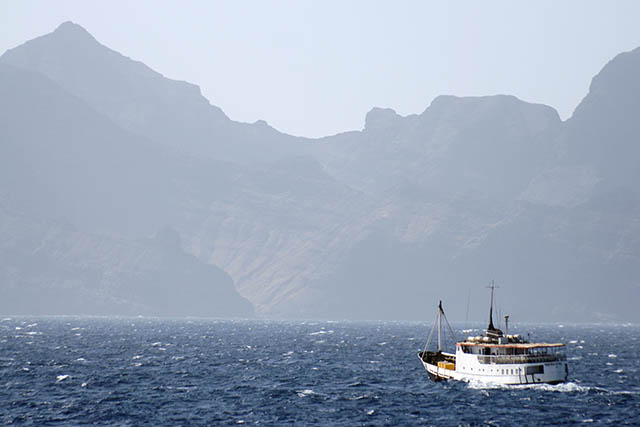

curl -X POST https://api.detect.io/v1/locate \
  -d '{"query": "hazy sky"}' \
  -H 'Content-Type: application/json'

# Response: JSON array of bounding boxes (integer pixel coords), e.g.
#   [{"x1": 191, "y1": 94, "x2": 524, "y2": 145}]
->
[{"x1": 2, "y1": 1, "x2": 640, "y2": 137}]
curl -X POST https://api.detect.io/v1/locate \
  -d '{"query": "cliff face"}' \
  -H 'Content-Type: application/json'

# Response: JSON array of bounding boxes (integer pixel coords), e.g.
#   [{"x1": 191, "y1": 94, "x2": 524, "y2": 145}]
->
[
  {"x1": 0, "y1": 206, "x2": 253, "y2": 317},
  {"x1": 2, "y1": 22, "x2": 640, "y2": 321}
]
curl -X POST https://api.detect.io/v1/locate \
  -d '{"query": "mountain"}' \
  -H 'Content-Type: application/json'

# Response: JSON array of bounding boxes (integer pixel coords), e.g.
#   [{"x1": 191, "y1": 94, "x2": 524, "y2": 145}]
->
[
  {"x1": 177, "y1": 155, "x2": 375, "y2": 315},
  {"x1": 0, "y1": 61, "x2": 252, "y2": 317},
  {"x1": 314, "y1": 95, "x2": 561, "y2": 199},
  {"x1": 296, "y1": 46, "x2": 640, "y2": 321},
  {"x1": 0, "y1": 205, "x2": 253, "y2": 316},
  {"x1": 0, "y1": 21, "x2": 309, "y2": 164},
  {"x1": 563, "y1": 47, "x2": 640, "y2": 192},
  {"x1": 0, "y1": 61, "x2": 179, "y2": 237},
  {"x1": 1, "y1": 22, "x2": 639, "y2": 322}
]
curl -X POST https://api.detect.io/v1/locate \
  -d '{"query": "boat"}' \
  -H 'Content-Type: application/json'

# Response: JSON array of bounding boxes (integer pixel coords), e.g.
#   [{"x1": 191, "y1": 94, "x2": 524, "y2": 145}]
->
[{"x1": 418, "y1": 283, "x2": 568, "y2": 385}]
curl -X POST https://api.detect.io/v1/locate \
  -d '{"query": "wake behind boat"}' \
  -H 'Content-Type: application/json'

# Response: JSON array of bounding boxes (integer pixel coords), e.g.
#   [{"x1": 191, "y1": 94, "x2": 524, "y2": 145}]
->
[{"x1": 418, "y1": 283, "x2": 568, "y2": 385}]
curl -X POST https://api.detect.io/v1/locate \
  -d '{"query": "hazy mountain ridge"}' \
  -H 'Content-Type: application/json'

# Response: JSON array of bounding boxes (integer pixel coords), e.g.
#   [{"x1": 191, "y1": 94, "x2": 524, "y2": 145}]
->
[
  {"x1": 0, "y1": 60, "x2": 252, "y2": 317},
  {"x1": 0, "y1": 61, "x2": 181, "y2": 236},
  {"x1": 1, "y1": 21, "x2": 309, "y2": 164},
  {"x1": 562, "y1": 46, "x2": 640, "y2": 192},
  {"x1": 1, "y1": 22, "x2": 639, "y2": 321},
  {"x1": 313, "y1": 94, "x2": 562, "y2": 199}
]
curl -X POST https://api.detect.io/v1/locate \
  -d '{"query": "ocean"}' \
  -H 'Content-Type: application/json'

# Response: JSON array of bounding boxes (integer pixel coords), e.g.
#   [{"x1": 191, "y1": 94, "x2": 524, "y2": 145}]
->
[{"x1": 1, "y1": 317, "x2": 638, "y2": 425}]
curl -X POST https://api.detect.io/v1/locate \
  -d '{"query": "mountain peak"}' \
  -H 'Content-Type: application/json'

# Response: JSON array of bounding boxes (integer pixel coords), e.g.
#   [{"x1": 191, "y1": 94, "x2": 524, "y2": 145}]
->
[
  {"x1": 364, "y1": 107, "x2": 402, "y2": 131},
  {"x1": 55, "y1": 21, "x2": 88, "y2": 32},
  {"x1": 0, "y1": 21, "x2": 238, "y2": 157},
  {"x1": 575, "y1": 45, "x2": 640, "y2": 113},
  {"x1": 51, "y1": 21, "x2": 98, "y2": 44}
]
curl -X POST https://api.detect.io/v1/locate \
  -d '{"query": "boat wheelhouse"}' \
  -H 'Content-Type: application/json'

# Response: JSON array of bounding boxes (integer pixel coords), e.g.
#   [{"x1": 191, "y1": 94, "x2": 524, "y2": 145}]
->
[{"x1": 418, "y1": 284, "x2": 568, "y2": 385}]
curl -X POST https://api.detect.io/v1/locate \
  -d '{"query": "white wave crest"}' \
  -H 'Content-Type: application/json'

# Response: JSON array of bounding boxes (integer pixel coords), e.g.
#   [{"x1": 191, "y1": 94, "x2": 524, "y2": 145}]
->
[
  {"x1": 467, "y1": 380, "x2": 639, "y2": 396},
  {"x1": 309, "y1": 330, "x2": 333, "y2": 336},
  {"x1": 467, "y1": 381, "x2": 591, "y2": 393},
  {"x1": 296, "y1": 389, "x2": 315, "y2": 397}
]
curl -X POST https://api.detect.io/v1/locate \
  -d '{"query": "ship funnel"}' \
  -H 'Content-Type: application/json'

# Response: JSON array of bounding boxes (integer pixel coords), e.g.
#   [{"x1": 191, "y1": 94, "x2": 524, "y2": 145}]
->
[
  {"x1": 504, "y1": 315, "x2": 509, "y2": 338},
  {"x1": 485, "y1": 281, "x2": 504, "y2": 338}
]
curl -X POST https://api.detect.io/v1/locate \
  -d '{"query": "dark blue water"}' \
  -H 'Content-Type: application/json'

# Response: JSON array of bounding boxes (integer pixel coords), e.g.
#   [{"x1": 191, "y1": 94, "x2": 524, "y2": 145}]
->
[{"x1": 1, "y1": 317, "x2": 639, "y2": 425}]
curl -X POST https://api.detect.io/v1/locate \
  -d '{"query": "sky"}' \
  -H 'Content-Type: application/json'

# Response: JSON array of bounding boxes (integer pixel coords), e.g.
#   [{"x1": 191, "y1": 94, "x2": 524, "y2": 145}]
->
[{"x1": 2, "y1": 1, "x2": 640, "y2": 138}]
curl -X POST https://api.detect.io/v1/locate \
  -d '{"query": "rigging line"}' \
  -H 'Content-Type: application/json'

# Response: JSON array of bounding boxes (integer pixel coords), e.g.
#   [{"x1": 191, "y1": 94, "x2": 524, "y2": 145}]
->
[
  {"x1": 441, "y1": 306, "x2": 457, "y2": 345},
  {"x1": 423, "y1": 308, "x2": 439, "y2": 353},
  {"x1": 498, "y1": 305, "x2": 502, "y2": 330}
]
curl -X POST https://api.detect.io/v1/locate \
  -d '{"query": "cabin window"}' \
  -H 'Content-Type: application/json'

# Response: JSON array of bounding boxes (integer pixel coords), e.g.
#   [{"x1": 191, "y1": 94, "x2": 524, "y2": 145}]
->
[{"x1": 525, "y1": 365, "x2": 544, "y2": 374}]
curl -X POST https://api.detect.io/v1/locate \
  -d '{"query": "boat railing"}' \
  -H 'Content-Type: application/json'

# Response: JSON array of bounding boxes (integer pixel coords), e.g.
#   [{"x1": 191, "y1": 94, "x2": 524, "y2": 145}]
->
[{"x1": 477, "y1": 353, "x2": 567, "y2": 365}]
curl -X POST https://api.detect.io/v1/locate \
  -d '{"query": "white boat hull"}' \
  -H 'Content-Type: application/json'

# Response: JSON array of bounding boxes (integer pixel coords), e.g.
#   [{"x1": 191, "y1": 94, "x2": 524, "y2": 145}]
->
[{"x1": 420, "y1": 356, "x2": 568, "y2": 385}]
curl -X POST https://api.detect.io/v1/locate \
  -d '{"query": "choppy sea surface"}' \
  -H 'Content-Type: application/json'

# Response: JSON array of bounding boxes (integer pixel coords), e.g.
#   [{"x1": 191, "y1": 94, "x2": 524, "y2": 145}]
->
[{"x1": 1, "y1": 317, "x2": 639, "y2": 425}]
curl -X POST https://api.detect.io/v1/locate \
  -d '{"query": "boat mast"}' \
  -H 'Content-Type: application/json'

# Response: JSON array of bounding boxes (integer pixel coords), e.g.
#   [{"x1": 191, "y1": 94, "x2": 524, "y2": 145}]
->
[{"x1": 438, "y1": 300, "x2": 442, "y2": 352}]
